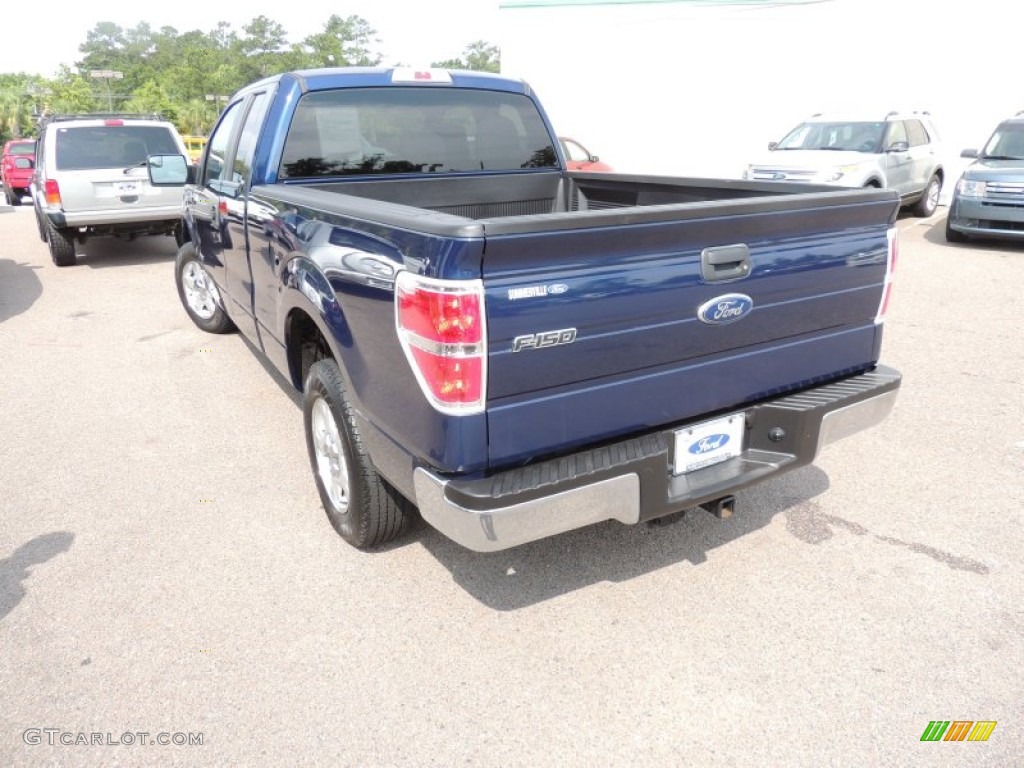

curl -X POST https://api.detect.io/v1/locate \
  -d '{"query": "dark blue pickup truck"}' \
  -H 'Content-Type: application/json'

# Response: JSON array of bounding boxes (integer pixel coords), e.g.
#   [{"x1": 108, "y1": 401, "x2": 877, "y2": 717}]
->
[{"x1": 158, "y1": 66, "x2": 901, "y2": 552}]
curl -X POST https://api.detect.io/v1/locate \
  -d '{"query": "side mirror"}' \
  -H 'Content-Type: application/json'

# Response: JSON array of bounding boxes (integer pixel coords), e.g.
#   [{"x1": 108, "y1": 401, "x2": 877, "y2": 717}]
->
[
  {"x1": 147, "y1": 154, "x2": 191, "y2": 186},
  {"x1": 768, "y1": 141, "x2": 778, "y2": 151},
  {"x1": 960, "y1": 148, "x2": 979, "y2": 159},
  {"x1": 589, "y1": 154, "x2": 600, "y2": 162},
  {"x1": 886, "y1": 141, "x2": 910, "y2": 153}
]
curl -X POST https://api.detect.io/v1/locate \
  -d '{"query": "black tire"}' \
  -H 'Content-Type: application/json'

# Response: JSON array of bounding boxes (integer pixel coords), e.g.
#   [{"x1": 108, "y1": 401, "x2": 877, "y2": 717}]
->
[
  {"x1": 945, "y1": 214, "x2": 968, "y2": 243},
  {"x1": 33, "y1": 206, "x2": 47, "y2": 242},
  {"x1": 174, "y1": 242, "x2": 236, "y2": 334},
  {"x1": 913, "y1": 174, "x2": 941, "y2": 217},
  {"x1": 9, "y1": 188, "x2": 22, "y2": 206},
  {"x1": 303, "y1": 358, "x2": 411, "y2": 549},
  {"x1": 43, "y1": 216, "x2": 76, "y2": 267}
]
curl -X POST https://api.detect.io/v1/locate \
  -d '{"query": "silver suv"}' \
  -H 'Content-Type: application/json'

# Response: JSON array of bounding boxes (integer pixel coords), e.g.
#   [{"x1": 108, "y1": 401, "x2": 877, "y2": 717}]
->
[
  {"x1": 744, "y1": 111, "x2": 944, "y2": 217},
  {"x1": 31, "y1": 113, "x2": 189, "y2": 266}
]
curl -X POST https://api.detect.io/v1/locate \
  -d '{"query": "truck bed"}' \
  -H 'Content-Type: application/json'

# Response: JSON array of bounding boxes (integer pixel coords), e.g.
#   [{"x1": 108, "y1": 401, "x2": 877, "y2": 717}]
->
[{"x1": 298, "y1": 171, "x2": 885, "y2": 232}]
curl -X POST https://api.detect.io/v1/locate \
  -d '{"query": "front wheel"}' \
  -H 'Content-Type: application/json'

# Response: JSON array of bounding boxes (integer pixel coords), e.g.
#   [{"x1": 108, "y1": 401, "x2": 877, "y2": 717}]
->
[
  {"x1": 303, "y1": 358, "x2": 411, "y2": 549},
  {"x1": 913, "y1": 174, "x2": 941, "y2": 217},
  {"x1": 174, "y1": 242, "x2": 235, "y2": 334},
  {"x1": 945, "y1": 215, "x2": 968, "y2": 243}
]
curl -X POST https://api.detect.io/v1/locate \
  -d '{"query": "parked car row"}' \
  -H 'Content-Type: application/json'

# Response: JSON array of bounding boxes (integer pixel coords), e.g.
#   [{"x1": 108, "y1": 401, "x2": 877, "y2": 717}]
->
[
  {"x1": 744, "y1": 108, "x2": 1024, "y2": 245},
  {"x1": 9, "y1": 104, "x2": 1022, "y2": 261}
]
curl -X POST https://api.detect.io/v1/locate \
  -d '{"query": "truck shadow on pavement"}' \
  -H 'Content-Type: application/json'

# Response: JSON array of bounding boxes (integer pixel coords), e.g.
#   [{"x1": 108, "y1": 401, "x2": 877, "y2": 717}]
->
[
  {"x1": 0, "y1": 258, "x2": 43, "y2": 324},
  {"x1": 416, "y1": 468, "x2": 832, "y2": 611},
  {"x1": 0, "y1": 532, "x2": 75, "y2": 621},
  {"x1": 416, "y1": 465, "x2": 990, "y2": 610},
  {"x1": 75, "y1": 236, "x2": 179, "y2": 269}
]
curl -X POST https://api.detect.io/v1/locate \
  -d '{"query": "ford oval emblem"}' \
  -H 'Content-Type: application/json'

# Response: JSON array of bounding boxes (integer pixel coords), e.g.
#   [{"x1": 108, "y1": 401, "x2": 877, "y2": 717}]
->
[
  {"x1": 689, "y1": 434, "x2": 730, "y2": 455},
  {"x1": 697, "y1": 294, "x2": 754, "y2": 325}
]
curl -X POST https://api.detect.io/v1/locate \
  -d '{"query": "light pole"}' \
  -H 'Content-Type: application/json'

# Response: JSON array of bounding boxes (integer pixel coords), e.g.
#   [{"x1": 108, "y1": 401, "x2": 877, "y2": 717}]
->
[
  {"x1": 89, "y1": 70, "x2": 123, "y2": 112},
  {"x1": 205, "y1": 94, "x2": 228, "y2": 115}
]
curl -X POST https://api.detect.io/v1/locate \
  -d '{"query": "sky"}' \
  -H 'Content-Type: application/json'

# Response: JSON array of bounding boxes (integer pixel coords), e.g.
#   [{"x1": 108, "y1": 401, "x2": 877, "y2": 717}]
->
[{"x1": 0, "y1": 0, "x2": 502, "y2": 77}]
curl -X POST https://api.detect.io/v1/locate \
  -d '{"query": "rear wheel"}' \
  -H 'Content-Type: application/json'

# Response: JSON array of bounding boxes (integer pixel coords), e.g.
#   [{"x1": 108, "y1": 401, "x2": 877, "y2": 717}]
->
[
  {"x1": 913, "y1": 174, "x2": 941, "y2": 217},
  {"x1": 43, "y1": 216, "x2": 76, "y2": 267},
  {"x1": 33, "y1": 206, "x2": 47, "y2": 242},
  {"x1": 174, "y1": 242, "x2": 235, "y2": 334},
  {"x1": 303, "y1": 358, "x2": 411, "y2": 549},
  {"x1": 6, "y1": 186, "x2": 22, "y2": 206}
]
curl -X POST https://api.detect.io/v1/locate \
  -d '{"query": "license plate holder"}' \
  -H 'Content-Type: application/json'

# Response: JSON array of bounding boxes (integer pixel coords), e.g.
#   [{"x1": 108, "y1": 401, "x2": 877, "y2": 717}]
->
[{"x1": 673, "y1": 412, "x2": 746, "y2": 475}]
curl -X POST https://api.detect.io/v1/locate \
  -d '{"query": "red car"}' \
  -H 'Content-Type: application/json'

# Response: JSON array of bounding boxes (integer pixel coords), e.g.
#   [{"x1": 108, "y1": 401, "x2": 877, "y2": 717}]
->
[
  {"x1": 559, "y1": 136, "x2": 613, "y2": 172},
  {"x1": 2, "y1": 139, "x2": 35, "y2": 206}
]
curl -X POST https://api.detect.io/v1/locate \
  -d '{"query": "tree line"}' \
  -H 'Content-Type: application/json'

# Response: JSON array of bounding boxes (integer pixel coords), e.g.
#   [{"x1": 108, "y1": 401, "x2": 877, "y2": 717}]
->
[{"x1": 0, "y1": 15, "x2": 500, "y2": 143}]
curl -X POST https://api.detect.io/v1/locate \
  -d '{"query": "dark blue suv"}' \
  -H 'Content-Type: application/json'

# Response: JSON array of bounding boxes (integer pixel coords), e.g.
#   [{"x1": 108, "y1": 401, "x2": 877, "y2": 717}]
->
[{"x1": 946, "y1": 113, "x2": 1024, "y2": 243}]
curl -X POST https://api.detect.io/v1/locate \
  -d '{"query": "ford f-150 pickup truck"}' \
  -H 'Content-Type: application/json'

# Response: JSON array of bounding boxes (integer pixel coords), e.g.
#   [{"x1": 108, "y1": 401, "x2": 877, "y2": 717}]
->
[{"x1": 156, "y1": 66, "x2": 901, "y2": 552}]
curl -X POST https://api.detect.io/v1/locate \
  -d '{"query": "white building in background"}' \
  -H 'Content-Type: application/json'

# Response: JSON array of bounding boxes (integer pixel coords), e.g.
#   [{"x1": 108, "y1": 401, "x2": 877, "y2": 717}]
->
[{"x1": 499, "y1": 0, "x2": 1021, "y2": 189}]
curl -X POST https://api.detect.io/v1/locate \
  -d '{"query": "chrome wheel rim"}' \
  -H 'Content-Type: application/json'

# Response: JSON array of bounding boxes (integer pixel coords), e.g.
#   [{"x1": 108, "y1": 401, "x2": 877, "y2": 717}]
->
[
  {"x1": 311, "y1": 397, "x2": 349, "y2": 512},
  {"x1": 926, "y1": 179, "x2": 940, "y2": 212},
  {"x1": 182, "y1": 260, "x2": 218, "y2": 320}
]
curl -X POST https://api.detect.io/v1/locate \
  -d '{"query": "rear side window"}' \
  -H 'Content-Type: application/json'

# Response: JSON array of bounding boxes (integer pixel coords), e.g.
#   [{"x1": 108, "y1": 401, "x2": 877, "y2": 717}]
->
[
  {"x1": 886, "y1": 121, "x2": 909, "y2": 147},
  {"x1": 905, "y1": 120, "x2": 930, "y2": 147},
  {"x1": 280, "y1": 87, "x2": 557, "y2": 178},
  {"x1": 54, "y1": 125, "x2": 180, "y2": 170}
]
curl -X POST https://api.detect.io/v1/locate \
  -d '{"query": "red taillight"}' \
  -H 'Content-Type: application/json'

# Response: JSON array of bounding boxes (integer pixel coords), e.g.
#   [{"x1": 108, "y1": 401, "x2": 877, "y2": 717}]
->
[
  {"x1": 396, "y1": 272, "x2": 486, "y2": 413},
  {"x1": 398, "y1": 288, "x2": 482, "y2": 345},
  {"x1": 44, "y1": 179, "x2": 62, "y2": 206},
  {"x1": 103, "y1": 120, "x2": 125, "y2": 126},
  {"x1": 876, "y1": 227, "x2": 897, "y2": 323}
]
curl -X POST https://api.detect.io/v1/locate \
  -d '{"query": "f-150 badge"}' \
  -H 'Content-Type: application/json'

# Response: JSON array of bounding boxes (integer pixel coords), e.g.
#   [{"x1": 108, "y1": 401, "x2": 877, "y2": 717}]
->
[
  {"x1": 697, "y1": 294, "x2": 754, "y2": 325},
  {"x1": 512, "y1": 328, "x2": 577, "y2": 352}
]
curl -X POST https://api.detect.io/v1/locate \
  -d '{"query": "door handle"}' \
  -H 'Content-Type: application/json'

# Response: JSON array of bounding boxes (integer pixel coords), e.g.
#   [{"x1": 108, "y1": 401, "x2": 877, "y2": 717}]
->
[{"x1": 701, "y1": 244, "x2": 752, "y2": 282}]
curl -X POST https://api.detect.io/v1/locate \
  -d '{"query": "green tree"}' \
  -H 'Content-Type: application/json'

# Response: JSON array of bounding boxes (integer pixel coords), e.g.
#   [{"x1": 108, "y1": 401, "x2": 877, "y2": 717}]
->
[
  {"x1": 0, "y1": 75, "x2": 36, "y2": 140},
  {"x1": 235, "y1": 16, "x2": 289, "y2": 81},
  {"x1": 44, "y1": 67, "x2": 98, "y2": 115},
  {"x1": 122, "y1": 79, "x2": 178, "y2": 123},
  {"x1": 432, "y1": 41, "x2": 500, "y2": 73},
  {"x1": 301, "y1": 15, "x2": 381, "y2": 68}
]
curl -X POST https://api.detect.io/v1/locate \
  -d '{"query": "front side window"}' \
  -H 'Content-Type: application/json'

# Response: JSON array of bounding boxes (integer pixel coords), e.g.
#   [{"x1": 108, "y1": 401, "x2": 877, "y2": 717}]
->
[
  {"x1": 54, "y1": 125, "x2": 180, "y2": 170},
  {"x1": 201, "y1": 100, "x2": 244, "y2": 187},
  {"x1": 279, "y1": 87, "x2": 557, "y2": 178},
  {"x1": 562, "y1": 138, "x2": 591, "y2": 163}
]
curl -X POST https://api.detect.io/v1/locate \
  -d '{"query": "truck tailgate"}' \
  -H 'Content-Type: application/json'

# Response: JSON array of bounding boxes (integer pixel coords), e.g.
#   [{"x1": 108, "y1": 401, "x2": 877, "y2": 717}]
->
[{"x1": 481, "y1": 195, "x2": 897, "y2": 466}]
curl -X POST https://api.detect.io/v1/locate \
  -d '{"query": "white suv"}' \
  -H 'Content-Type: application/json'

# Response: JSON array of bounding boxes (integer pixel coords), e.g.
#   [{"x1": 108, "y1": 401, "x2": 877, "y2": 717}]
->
[
  {"x1": 744, "y1": 111, "x2": 944, "y2": 217},
  {"x1": 31, "y1": 113, "x2": 189, "y2": 266}
]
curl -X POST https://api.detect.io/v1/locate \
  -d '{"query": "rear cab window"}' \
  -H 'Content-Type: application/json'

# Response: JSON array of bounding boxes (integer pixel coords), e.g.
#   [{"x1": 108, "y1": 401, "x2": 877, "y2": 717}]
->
[{"x1": 279, "y1": 87, "x2": 557, "y2": 178}]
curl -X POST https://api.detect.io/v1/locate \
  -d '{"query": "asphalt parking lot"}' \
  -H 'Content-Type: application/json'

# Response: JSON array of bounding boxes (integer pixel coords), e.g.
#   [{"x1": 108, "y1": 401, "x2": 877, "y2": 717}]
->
[{"x1": 1, "y1": 204, "x2": 1021, "y2": 765}]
